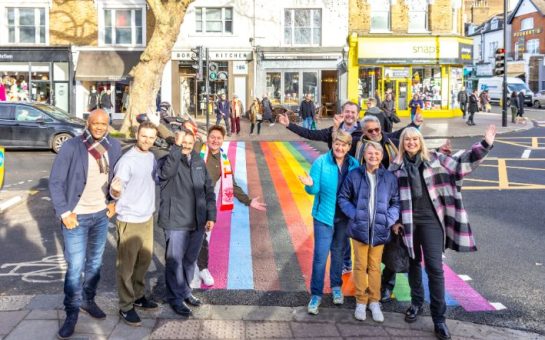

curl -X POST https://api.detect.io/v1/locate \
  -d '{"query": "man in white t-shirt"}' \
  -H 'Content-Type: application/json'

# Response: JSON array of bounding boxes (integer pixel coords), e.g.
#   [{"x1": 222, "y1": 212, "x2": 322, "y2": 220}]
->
[{"x1": 110, "y1": 121, "x2": 159, "y2": 326}]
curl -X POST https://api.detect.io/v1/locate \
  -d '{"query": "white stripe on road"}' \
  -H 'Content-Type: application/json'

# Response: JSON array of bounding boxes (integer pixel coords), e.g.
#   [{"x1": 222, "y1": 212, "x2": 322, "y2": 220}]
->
[
  {"x1": 458, "y1": 274, "x2": 472, "y2": 281},
  {"x1": 0, "y1": 196, "x2": 23, "y2": 212},
  {"x1": 490, "y1": 302, "x2": 507, "y2": 310},
  {"x1": 522, "y1": 149, "x2": 532, "y2": 159}
]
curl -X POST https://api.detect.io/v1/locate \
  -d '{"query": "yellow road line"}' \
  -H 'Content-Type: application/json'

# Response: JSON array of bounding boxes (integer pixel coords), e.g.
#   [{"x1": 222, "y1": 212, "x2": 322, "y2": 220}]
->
[
  {"x1": 493, "y1": 140, "x2": 533, "y2": 148},
  {"x1": 484, "y1": 158, "x2": 545, "y2": 161},
  {"x1": 464, "y1": 186, "x2": 545, "y2": 190},
  {"x1": 497, "y1": 159, "x2": 508, "y2": 189},
  {"x1": 532, "y1": 137, "x2": 539, "y2": 148},
  {"x1": 480, "y1": 164, "x2": 545, "y2": 172},
  {"x1": 464, "y1": 178, "x2": 536, "y2": 186}
]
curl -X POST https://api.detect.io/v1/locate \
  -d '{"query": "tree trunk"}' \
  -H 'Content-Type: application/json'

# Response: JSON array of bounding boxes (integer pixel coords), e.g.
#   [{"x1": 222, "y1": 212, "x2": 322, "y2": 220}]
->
[{"x1": 119, "y1": 0, "x2": 193, "y2": 136}]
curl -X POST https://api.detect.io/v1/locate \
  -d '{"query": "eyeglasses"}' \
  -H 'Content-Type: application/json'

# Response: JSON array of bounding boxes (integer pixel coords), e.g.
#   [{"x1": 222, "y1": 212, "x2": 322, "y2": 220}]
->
[{"x1": 366, "y1": 128, "x2": 381, "y2": 134}]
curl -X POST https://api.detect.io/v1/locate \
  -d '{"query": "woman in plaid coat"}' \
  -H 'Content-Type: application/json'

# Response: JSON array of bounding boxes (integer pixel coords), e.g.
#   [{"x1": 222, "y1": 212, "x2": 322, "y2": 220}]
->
[{"x1": 389, "y1": 125, "x2": 496, "y2": 340}]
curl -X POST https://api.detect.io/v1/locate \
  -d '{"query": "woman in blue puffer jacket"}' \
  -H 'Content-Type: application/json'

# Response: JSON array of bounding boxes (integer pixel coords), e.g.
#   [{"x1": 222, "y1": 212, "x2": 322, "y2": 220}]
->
[
  {"x1": 338, "y1": 141, "x2": 399, "y2": 323},
  {"x1": 298, "y1": 131, "x2": 359, "y2": 315}
]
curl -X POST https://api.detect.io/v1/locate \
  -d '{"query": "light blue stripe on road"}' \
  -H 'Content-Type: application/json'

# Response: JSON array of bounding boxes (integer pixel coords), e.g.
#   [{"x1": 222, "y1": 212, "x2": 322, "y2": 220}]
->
[{"x1": 227, "y1": 142, "x2": 254, "y2": 289}]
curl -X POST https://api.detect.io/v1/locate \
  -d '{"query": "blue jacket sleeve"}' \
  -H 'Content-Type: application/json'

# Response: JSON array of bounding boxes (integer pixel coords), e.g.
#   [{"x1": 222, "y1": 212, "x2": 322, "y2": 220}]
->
[
  {"x1": 159, "y1": 146, "x2": 182, "y2": 180},
  {"x1": 286, "y1": 124, "x2": 333, "y2": 145},
  {"x1": 386, "y1": 175, "x2": 400, "y2": 228},
  {"x1": 337, "y1": 171, "x2": 357, "y2": 220},
  {"x1": 48, "y1": 141, "x2": 74, "y2": 218}
]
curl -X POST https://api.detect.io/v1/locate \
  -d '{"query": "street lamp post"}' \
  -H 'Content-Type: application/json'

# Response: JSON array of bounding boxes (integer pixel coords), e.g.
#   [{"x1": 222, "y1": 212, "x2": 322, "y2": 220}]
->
[{"x1": 502, "y1": 0, "x2": 508, "y2": 127}]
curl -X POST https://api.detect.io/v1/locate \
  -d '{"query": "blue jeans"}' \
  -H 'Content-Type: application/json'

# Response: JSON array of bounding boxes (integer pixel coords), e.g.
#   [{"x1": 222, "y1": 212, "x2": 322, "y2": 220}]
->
[
  {"x1": 343, "y1": 237, "x2": 352, "y2": 270},
  {"x1": 310, "y1": 218, "x2": 348, "y2": 296},
  {"x1": 302, "y1": 117, "x2": 314, "y2": 129},
  {"x1": 164, "y1": 228, "x2": 205, "y2": 306},
  {"x1": 62, "y1": 209, "x2": 109, "y2": 313}
]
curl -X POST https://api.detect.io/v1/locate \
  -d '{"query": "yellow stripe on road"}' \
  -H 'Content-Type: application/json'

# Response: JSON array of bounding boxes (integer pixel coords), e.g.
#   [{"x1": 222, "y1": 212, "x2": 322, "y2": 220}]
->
[{"x1": 497, "y1": 159, "x2": 509, "y2": 189}]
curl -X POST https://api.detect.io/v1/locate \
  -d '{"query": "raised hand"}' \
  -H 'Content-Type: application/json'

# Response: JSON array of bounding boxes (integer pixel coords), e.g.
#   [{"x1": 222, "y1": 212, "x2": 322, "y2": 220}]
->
[
  {"x1": 250, "y1": 197, "x2": 267, "y2": 211},
  {"x1": 438, "y1": 139, "x2": 452, "y2": 155},
  {"x1": 298, "y1": 173, "x2": 313, "y2": 187},
  {"x1": 484, "y1": 124, "x2": 496, "y2": 145},
  {"x1": 333, "y1": 113, "x2": 344, "y2": 130},
  {"x1": 174, "y1": 130, "x2": 186, "y2": 146},
  {"x1": 278, "y1": 113, "x2": 290, "y2": 127},
  {"x1": 146, "y1": 110, "x2": 161, "y2": 127}
]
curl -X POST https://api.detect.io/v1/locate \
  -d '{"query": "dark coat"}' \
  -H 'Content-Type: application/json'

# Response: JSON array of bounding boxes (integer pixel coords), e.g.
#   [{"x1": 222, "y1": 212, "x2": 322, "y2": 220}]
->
[
  {"x1": 468, "y1": 93, "x2": 479, "y2": 113},
  {"x1": 158, "y1": 148, "x2": 216, "y2": 230},
  {"x1": 49, "y1": 135, "x2": 121, "y2": 218},
  {"x1": 286, "y1": 121, "x2": 363, "y2": 156},
  {"x1": 100, "y1": 93, "x2": 112, "y2": 109},
  {"x1": 457, "y1": 90, "x2": 468, "y2": 104},
  {"x1": 518, "y1": 92, "x2": 525, "y2": 114},
  {"x1": 216, "y1": 100, "x2": 230, "y2": 117},
  {"x1": 365, "y1": 106, "x2": 392, "y2": 133},
  {"x1": 299, "y1": 100, "x2": 315, "y2": 119},
  {"x1": 338, "y1": 166, "x2": 400, "y2": 246},
  {"x1": 261, "y1": 98, "x2": 274, "y2": 120}
]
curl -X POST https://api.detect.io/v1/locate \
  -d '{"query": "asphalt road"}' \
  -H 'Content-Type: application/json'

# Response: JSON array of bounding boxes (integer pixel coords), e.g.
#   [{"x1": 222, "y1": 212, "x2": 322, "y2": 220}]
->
[{"x1": 1, "y1": 124, "x2": 544, "y2": 334}]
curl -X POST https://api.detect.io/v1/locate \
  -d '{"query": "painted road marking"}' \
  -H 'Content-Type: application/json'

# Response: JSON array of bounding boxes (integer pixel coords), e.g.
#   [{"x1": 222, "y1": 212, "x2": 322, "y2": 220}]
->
[
  {"x1": 497, "y1": 159, "x2": 509, "y2": 189},
  {"x1": 458, "y1": 275, "x2": 472, "y2": 281},
  {"x1": 490, "y1": 302, "x2": 507, "y2": 310},
  {"x1": 0, "y1": 196, "x2": 22, "y2": 212},
  {"x1": 522, "y1": 149, "x2": 532, "y2": 159}
]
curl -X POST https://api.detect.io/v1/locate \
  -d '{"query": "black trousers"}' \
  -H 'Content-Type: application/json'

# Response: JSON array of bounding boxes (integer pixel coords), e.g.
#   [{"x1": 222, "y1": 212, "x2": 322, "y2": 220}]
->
[
  {"x1": 216, "y1": 114, "x2": 231, "y2": 132},
  {"x1": 381, "y1": 266, "x2": 397, "y2": 291},
  {"x1": 408, "y1": 220, "x2": 446, "y2": 324},
  {"x1": 460, "y1": 102, "x2": 467, "y2": 118},
  {"x1": 468, "y1": 110, "x2": 476, "y2": 124},
  {"x1": 250, "y1": 121, "x2": 262, "y2": 134}
]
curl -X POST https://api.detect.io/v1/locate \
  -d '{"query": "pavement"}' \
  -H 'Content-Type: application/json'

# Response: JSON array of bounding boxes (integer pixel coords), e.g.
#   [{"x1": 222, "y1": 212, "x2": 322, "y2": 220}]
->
[{"x1": 0, "y1": 293, "x2": 543, "y2": 340}]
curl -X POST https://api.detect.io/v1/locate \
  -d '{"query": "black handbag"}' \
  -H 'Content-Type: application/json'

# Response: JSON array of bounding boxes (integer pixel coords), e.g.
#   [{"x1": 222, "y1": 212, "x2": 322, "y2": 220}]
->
[
  {"x1": 390, "y1": 112, "x2": 401, "y2": 123},
  {"x1": 382, "y1": 231, "x2": 409, "y2": 273}
]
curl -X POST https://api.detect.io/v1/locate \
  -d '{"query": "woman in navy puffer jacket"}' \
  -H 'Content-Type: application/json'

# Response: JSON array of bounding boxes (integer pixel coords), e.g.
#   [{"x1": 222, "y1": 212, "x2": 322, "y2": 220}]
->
[{"x1": 338, "y1": 141, "x2": 399, "y2": 323}]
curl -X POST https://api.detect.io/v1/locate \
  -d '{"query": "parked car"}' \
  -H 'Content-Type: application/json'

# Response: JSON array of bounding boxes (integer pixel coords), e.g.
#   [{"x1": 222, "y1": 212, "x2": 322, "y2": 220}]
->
[
  {"x1": 0, "y1": 102, "x2": 85, "y2": 153},
  {"x1": 533, "y1": 90, "x2": 545, "y2": 108}
]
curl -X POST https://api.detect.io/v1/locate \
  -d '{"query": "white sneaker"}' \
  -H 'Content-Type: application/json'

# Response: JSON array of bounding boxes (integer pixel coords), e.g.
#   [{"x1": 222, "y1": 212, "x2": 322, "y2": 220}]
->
[
  {"x1": 354, "y1": 303, "x2": 366, "y2": 321},
  {"x1": 368, "y1": 302, "x2": 384, "y2": 323},
  {"x1": 199, "y1": 268, "x2": 215, "y2": 286},
  {"x1": 190, "y1": 268, "x2": 201, "y2": 289}
]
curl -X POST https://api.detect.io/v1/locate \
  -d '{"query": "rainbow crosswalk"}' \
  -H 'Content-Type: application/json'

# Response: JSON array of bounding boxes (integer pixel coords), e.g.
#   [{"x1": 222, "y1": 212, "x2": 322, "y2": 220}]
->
[{"x1": 203, "y1": 141, "x2": 500, "y2": 312}]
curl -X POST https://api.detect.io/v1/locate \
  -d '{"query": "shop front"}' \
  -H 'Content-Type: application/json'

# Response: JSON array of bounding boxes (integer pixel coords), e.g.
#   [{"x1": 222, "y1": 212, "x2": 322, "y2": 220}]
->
[
  {"x1": 0, "y1": 46, "x2": 72, "y2": 113},
  {"x1": 74, "y1": 50, "x2": 142, "y2": 118},
  {"x1": 256, "y1": 47, "x2": 344, "y2": 117},
  {"x1": 169, "y1": 49, "x2": 253, "y2": 118},
  {"x1": 348, "y1": 35, "x2": 473, "y2": 118}
]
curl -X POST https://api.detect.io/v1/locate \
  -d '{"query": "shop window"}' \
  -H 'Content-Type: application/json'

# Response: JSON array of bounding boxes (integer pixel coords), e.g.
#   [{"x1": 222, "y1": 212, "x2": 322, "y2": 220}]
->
[
  {"x1": 450, "y1": 67, "x2": 463, "y2": 108},
  {"x1": 358, "y1": 67, "x2": 382, "y2": 102},
  {"x1": 370, "y1": 0, "x2": 391, "y2": 32},
  {"x1": 412, "y1": 67, "x2": 442, "y2": 109},
  {"x1": 302, "y1": 72, "x2": 318, "y2": 103},
  {"x1": 284, "y1": 9, "x2": 321, "y2": 46},
  {"x1": 103, "y1": 8, "x2": 144, "y2": 45},
  {"x1": 266, "y1": 72, "x2": 281, "y2": 105},
  {"x1": 407, "y1": 0, "x2": 429, "y2": 32},
  {"x1": 521, "y1": 18, "x2": 533, "y2": 31},
  {"x1": 526, "y1": 39, "x2": 539, "y2": 54},
  {"x1": 6, "y1": 7, "x2": 46, "y2": 44},
  {"x1": 284, "y1": 72, "x2": 300, "y2": 105},
  {"x1": 195, "y1": 8, "x2": 233, "y2": 34}
]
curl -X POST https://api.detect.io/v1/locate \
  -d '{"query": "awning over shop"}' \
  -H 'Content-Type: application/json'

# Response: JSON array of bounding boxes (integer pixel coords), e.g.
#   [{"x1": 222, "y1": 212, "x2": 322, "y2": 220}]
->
[{"x1": 75, "y1": 51, "x2": 142, "y2": 81}]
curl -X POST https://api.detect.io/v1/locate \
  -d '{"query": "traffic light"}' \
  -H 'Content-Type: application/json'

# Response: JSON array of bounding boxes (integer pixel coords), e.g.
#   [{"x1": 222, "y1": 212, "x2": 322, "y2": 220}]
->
[
  {"x1": 191, "y1": 46, "x2": 203, "y2": 81},
  {"x1": 209, "y1": 62, "x2": 219, "y2": 81},
  {"x1": 494, "y1": 48, "x2": 505, "y2": 76}
]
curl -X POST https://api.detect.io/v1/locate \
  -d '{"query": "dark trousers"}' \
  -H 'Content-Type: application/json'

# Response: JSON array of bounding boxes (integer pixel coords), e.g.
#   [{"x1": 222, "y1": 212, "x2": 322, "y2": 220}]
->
[
  {"x1": 164, "y1": 228, "x2": 205, "y2": 306},
  {"x1": 197, "y1": 236, "x2": 209, "y2": 269},
  {"x1": 468, "y1": 110, "x2": 476, "y2": 124},
  {"x1": 343, "y1": 237, "x2": 352, "y2": 269},
  {"x1": 250, "y1": 121, "x2": 262, "y2": 134},
  {"x1": 408, "y1": 220, "x2": 446, "y2": 324},
  {"x1": 230, "y1": 116, "x2": 241, "y2": 134},
  {"x1": 381, "y1": 266, "x2": 397, "y2": 291},
  {"x1": 216, "y1": 114, "x2": 231, "y2": 133},
  {"x1": 460, "y1": 102, "x2": 467, "y2": 118}
]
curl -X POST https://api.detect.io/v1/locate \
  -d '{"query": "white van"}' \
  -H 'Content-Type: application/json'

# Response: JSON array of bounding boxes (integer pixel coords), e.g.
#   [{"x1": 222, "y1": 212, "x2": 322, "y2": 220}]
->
[{"x1": 477, "y1": 77, "x2": 533, "y2": 106}]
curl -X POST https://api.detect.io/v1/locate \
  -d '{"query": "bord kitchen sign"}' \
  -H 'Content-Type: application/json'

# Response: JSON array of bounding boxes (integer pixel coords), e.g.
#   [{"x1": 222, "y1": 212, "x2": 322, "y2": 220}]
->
[{"x1": 172, "y1": 50, "x2": 252, "y2": 61}]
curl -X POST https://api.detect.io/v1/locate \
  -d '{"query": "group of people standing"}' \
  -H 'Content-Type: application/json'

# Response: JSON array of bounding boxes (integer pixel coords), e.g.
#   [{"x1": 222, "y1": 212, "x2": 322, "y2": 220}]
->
[
  {"x1": 457, "y1": 87, "x2": 526, "y2": 126},
  {"x1": 215, "y1": 93, "x2": 275, "y2": 137},
  {"x1": 279, "y1": 101, "x2": 496, "y2": 340}
]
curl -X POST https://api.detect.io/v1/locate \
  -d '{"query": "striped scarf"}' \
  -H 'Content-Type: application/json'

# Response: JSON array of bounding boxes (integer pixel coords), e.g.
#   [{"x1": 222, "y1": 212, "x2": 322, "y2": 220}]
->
[
  {"x1": 82, "y1": 129, "x2": 110, "y2": 174},
  {"x1": 200, "y1": 144, "x2": 234, "y2": 211}
]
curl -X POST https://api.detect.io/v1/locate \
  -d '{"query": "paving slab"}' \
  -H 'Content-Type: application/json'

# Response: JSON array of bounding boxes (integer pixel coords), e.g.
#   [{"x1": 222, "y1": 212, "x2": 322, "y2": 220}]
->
[
  {"x1": 245, "y1": 321, "x2": 293, "y2": 338},
  {"x1": 24, "y1": 309, "x2": 59, "y2": 320},
  {"x1": 199, "y1": 320, "x2": 245, "y2": 339},
  {"x1": 0, "y1": 311, "x2": 28, "y2": 335},
  {"x1": 73, "y1": 313, "x2": 119, "y2": 335},
  {"x1": 336, "y1": 322, "x2": 389, "y2": 337},
  {"x1": 290, "y1": 321, "x2": 341, "y2": 338},
  {"x1": 241, "y1": 306, "x2": 294, "y2": 322},
  {"x1": 150, "y1": 319, "x2": 201, "y2": 339},
  {"x1": 4, "y1": 320, "x2": 58, "y2": 340},
  {"x1": 0, "y1": 296, "x2": 33, "y2": 311},
  {"x1": 208, "y1": 305, "x2": 256, "y2": 320},
  {"x1": 109, "y1": 318, "x2": 154, "y2": 340},
  {"x1": 27, "y1": 294, "x2": 63, "y2": 310}
]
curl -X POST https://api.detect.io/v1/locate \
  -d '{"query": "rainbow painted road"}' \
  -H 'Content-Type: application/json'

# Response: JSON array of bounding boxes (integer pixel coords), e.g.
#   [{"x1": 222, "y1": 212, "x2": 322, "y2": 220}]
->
[{"x1": 204, "y1": 141, "x2": 500, "y2": 312}]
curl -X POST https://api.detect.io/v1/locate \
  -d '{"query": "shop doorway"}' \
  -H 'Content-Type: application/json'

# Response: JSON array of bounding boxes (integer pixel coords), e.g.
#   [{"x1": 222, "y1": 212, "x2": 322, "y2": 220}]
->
[
  {"x1": 383, "y1": 79, "x2": 408, "y2": 111},
  {"x1": 180, "y1": 75, "x2": 196, "y2": 117},
  {"x1": 321, "y1": 70, "x2": 337, "y2": 116}
]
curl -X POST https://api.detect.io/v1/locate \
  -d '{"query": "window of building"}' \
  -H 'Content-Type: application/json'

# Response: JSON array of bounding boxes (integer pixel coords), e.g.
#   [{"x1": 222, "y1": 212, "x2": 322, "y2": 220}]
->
[
  {"x1": 195, "y1": 8, "x2": 233, "y2": 34},
  {"x1": 489, "y1": 41, "x2": 498, "y2": 60},
  {"x1": 412, "y1": 66, "x2": 442, "y2": 109},
  {"x1": 103, "y1": 8, "x2": 144, "y2": 45},
  {"x1": 358, "y1": 67, "x2": 383, "y2": 101},
  {"x1": 407, "y1": 0, "x2": 429, "y2": 32},
  {"x1": 490, "y1": 18, "x2": 498, "y2": 30},
  {"x1": 6, "y1": 7, "x2": 46, "y2": 44},
  {"x1": 527, "y1": 39, "x2": 539, "y2": 54},
  {"x1": 370, "y1": 0, "x2": 391, "y2": 32},
  {"x1": 521, "y1": 17, "x2": 534, "y2": 31},
  {"x1": 284, "y1": 9, "x2": 321, "y2": 46},
  {"x1": 266, "y1": 72, "x2": 281, "y2": 105}
]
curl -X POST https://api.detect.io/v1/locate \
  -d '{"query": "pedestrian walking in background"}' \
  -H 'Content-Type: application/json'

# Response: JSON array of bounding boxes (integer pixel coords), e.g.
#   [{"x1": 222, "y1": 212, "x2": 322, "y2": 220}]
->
[
  {"x1": 364, "y1": 98, "x2": 391, "y2": 133},
  {"x1": 193, "y1": 125, "x2": 266, "y2": 287},
  {"x1": 408, "y1": 94, "x2": 424, "y2": 122},
  {"x1": 389, "y1": 125, "x2": 496, "y2": 340},
  {"x1": 215, "y1": 94, "x2": 231, "y2": 136},
  {"x1": 510, "y1": 91, "x2": 519, "y2": 123},
  {"x1": 300, "y1": 93, "x2": 316, "y2": 130},
  {"x1": 109, "y1": 121, "x2": 159, "y2": 327},
  {"x1": 230, "y1": 95, "x2": 243, "y2": 135},
  {"x1": 88, "y1": 86, "x2": 100, "y2": 111},
  {"x1": 518, "y1": 90, "x2": 526, "y2": 118},
  {"x1": 380, "y1": 93, "x2": 396, "y2": 132},
  {"x1": 249, "y1": 97, "x2": 263, "y2": 135},
  {"x1": 261, "y1": 94, "x2": 275, "y2": 126},
  {"x1": 457, "y1": 87, "x2": 468, "y2": 119},
  {"x1": 479, "y1": 90, "x2": 491, "y2": 113},
  {"x1": 338, "y1": 141, "x2": 399, "y2": 322},
  {"x1": 374, "y1": 89, "x2": 382, "y2": 108},
  {"x1": 298, "y1": 131, "x2": 359, "y2": 315},
  {"x1": 100, "y1": 89, "x2": 113, "y2": 124},
  {"x1": 158, "y1": 130, "x2": 216, "y2": 316},
  {"x1": 49, "y1": 109, "x2": 121, "y2": 339},
  {"x1": 467, "y1": 88, "x2": 479, "y2": 126}
]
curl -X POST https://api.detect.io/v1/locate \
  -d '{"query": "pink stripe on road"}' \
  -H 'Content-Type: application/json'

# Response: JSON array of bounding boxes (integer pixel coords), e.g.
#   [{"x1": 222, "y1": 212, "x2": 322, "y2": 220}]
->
[
  {"x1": 207, "y1": 141, "x2": 237, "y2": 290},
  {"x1": 443, "y1": 263, "x2": 496, "y2": 311}
]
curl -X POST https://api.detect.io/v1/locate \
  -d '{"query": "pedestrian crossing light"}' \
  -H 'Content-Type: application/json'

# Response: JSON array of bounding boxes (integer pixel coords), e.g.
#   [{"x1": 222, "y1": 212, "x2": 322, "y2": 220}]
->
[
  {"x1": 494, "y1": 48, "x2": 505, "y2": 76},
  {"x1": 209, "y1": 62, "x2": 219, "y2": 81},
  {"x1": 191, "y1": 46, "x2": 203, "y2": 81}
]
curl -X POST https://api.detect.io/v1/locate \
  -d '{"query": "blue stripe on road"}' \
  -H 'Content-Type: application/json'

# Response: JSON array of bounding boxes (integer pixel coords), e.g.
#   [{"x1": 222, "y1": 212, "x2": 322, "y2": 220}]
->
[
  {"x1": 421, "y1": 270, "x2": 458, "y2": 306},
  {"x1": 227, "y1": 142, "x2": 254, "y2": 289}
]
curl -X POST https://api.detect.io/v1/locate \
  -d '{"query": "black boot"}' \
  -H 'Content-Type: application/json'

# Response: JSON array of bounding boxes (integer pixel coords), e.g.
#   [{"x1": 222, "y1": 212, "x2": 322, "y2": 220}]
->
[
  {"x1": 58, "y1": 311, "x2": 78, "y2": 339},
  {"x1": 434, "y1": 322, "x2": 452, "y2": 340},
  {"x1": 404, "y1": 304, "x2": 423, "y2": 323}
]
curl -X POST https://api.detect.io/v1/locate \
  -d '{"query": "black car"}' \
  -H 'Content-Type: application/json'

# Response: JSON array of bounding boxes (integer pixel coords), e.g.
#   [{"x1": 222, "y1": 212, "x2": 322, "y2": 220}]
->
[{"x1": 0, "y1": 102, "x2": 85, "y2": 153}]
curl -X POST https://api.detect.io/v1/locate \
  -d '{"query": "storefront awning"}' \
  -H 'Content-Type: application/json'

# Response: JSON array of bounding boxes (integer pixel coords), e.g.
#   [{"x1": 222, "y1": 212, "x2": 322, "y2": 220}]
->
[{"x1": 75, "y1": 51, "x2": 142, "y2": 81}]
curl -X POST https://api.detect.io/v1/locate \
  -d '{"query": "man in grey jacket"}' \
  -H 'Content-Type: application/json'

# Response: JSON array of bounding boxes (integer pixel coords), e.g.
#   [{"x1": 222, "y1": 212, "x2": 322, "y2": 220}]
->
[{"x1": 158, "y1": 130, "x2": 216, "y2": 316}]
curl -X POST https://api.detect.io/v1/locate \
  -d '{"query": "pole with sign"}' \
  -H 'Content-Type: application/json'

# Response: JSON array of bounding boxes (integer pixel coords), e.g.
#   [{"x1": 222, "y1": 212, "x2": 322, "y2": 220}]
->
[
  {"x1": 502, "y1": 0, "x2": 508, "y2": 127},
  {"x1": 0, "y1": 146, "x2": 4, "y2": 190}
]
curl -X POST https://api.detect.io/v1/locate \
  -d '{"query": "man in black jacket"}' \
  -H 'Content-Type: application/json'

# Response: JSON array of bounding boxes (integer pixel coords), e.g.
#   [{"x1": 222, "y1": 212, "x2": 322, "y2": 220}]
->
[
  {"x1": 364, "y1": 97, "x2": 392, "y2": 133},
  {"x1": 457, "y1": 87, "x2": 468, "y2": 119},
  {"x1": 158, "y1": 131, "x2": 216, "y2": 316},
  {"x1": 299, "y1": 94, "x2": 316, "y2": 129}
]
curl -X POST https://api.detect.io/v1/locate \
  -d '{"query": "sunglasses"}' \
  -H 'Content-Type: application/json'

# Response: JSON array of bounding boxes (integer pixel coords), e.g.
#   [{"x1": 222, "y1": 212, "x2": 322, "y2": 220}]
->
[{"x1": 366, "y1": 128, "x2": 381, "y2": 134}]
